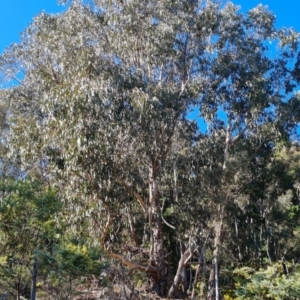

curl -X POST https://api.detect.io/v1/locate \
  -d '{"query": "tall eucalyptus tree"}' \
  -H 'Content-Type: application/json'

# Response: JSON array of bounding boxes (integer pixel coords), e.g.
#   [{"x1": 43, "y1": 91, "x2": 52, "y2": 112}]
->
[
  {"x1": 0, "y1": 0, "x2": 299, "y2": 297},
  {"x1": 194, "y1": 4, "x2": 300, "y2": 298}
]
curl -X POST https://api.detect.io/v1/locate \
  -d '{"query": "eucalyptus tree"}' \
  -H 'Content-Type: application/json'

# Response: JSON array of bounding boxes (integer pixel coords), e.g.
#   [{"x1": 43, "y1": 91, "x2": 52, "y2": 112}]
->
[
  {"x1": 1, "y1": 1, "x2": 220, "y2": 295},
  {"x1": 0, "y1": 90, "x2": 21, "y2": 178},
  {"x1": 0, "y1": 0, "x2": 299, "y2": 298},
  {"x1": 193, "y1": 3, "x2": 300, "y2": 298}
]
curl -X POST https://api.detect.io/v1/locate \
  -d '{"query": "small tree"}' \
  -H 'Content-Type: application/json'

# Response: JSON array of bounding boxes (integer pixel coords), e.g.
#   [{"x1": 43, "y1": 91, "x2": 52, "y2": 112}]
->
[
  {"x1": 39, "y1": 239, "x2": 106, "y2": 300},
  {"x1": 0, "y1": 179, "x2": 61, "y2": 300}
]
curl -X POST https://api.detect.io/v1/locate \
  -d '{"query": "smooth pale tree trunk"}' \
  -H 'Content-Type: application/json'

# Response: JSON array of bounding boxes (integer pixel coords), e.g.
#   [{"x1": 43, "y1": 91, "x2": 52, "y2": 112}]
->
[
  {"x1": 149, "y1": 160, "x2": 166, "y2": 296},
  {"x1": 208, "y1": 221, "x2": 223, "y2": 300},
  {"x1": 209, "y1": 120, "x2": 230, "y2": 299},
  {"x1": 127, "y1": 209, "x2": 138, "y2": 247}
]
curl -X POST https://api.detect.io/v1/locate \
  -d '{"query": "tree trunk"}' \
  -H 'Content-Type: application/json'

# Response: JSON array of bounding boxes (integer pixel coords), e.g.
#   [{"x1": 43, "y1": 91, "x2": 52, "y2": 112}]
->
[
  {"x1": 149, "y1": 161, "x2": 166, "y2": 296},
  {"x1": 127, "y1": 209, "x2": 138, "y2": 247},
  {"x1": 30, "y1": 253, "x2": 38, "y2": 300},
  {"x1": 168, "y1": 242, "x2": 191, "y2": 298},
  {"x1": 208, "y1": 221, "x2": 223, "y2": 300},
  {"x1": 209, "y1": 257, "x2": 220, "y2": 300},
  {"x1": 191, "y1": 263, "x2": 202, "y2": 298}
]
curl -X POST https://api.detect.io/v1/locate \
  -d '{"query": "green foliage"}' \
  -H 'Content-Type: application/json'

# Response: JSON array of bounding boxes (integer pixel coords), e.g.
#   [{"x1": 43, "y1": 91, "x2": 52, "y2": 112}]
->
[
  {"x1": 232, "y1": 263, "x2": 300, "y2": 300},
  {"x1": 0, "y1": 178, "x2": 62, "y2": 298},
  {"x1": 50, "y1": 241, "x2": 105, "y2": 278},
  {"x1": 37, "y1": 239, "x2": 107, "y2": 300},
  {"x1": 0, "y1": 177, "x2": 107, "y2": 298}
]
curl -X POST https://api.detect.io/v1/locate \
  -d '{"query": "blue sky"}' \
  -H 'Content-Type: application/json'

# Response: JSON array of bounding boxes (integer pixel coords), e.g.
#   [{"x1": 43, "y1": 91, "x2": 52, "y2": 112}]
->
[
  {"x1": 0, "y1": 0, "x2": 300, "y2": 54},
  {"x1": 0, "y1": 1, "x2": 67, "y2": 53}
]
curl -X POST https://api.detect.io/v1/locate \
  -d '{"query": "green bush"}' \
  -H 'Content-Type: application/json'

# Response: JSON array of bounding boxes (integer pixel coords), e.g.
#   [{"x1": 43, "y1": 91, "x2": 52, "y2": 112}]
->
[
  {"x1": 232, "y1": 263, "x2": 300, "y2": 300},
  {"x1": 39, "y1": 240, "x2": 107, "y2": 299}
]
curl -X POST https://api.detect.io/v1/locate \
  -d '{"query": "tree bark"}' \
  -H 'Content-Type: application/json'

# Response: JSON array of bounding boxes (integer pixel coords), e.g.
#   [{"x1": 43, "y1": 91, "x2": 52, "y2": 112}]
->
[
  {"x1": 30, "y1": 253, "x2": 38, "y2": 300},
  {"x1": 148, "y1": 160, "x2": 166, "y2": 296},
  {"x1": 167, "y1": 241, "x2": 191, "y2": 298},
  {"x1": 191, "y1": 263, "x2": 202, "y2": 298},
  {"x1": 127, "y1": 209, "x2": 138, "y2": 247},
  {"x1": 109, "y1": 251, "x2": 157, "y2": 275},
  {"x1": 208, "y1": 221, "x2": 223, "y2": 300}
]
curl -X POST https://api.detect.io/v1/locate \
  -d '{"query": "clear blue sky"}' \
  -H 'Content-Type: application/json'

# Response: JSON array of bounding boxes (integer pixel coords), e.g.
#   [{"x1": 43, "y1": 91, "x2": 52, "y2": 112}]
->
[
  {"x1": 1, "y1": 0, "x2": 300, "y2": 53},
  {"x1": 0, "y1": 0, "x2": 67, "y2": 53}
]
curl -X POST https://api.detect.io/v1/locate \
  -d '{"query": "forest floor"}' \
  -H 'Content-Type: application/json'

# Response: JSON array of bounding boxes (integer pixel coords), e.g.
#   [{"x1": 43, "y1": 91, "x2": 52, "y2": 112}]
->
[
  {"x1": 73, "y1": 281, "x2": 191, "y2": 300},
  {"x1": 74, "y1": 286, "x2": 191, "y2": 300}
]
